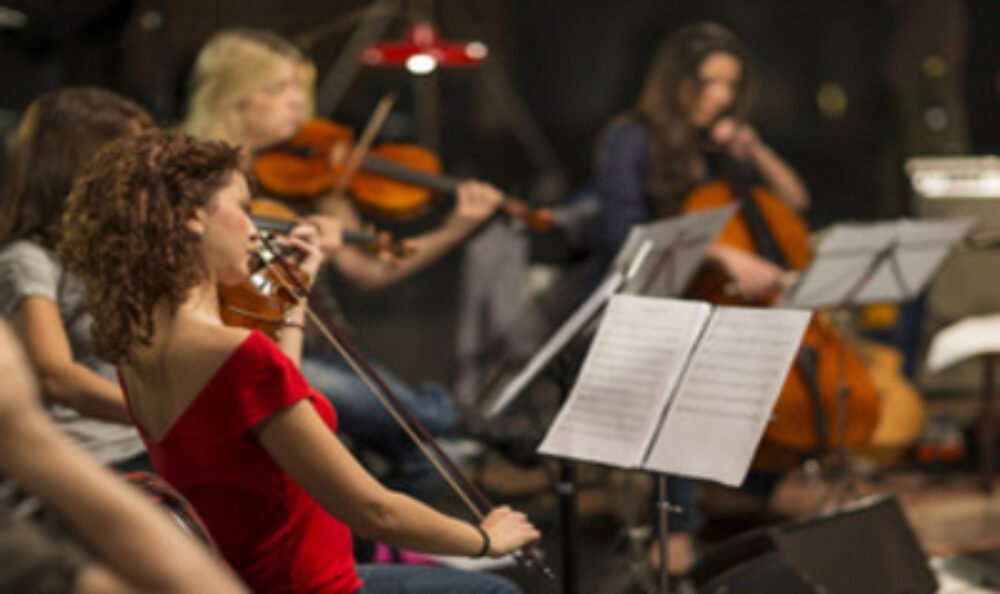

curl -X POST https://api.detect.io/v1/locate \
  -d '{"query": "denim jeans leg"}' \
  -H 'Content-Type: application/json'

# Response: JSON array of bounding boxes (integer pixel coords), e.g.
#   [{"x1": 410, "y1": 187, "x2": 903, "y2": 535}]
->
[
  {"x1": 356, "y1": 564, "x2": 522, "y2": 594},
  {"x1": 300, "y1": 354, "x2": 459, "y2": 495}
]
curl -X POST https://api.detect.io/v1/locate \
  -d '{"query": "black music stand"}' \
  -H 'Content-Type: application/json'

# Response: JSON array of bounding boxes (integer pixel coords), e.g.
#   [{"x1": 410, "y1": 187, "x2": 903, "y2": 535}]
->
[
  {"x1": 781, "y1": 218, "x2": 972, "y2": 505},
  {"x1": 535, "y1": 295, "x2": 810, "y2": 594},
  {"x1": 481, "y1": 206, "x2": 735, "y2": 594}
]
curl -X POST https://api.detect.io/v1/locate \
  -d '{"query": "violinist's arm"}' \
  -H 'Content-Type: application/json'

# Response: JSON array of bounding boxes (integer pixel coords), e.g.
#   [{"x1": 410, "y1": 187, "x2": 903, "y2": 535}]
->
[
  {"x1": 320, "y1": 181, "x2": 501, "y2": 291},
  {"x1": 255, "y1": 400, "x2": 539, "y2": 557},
  {"x1": 276, "y1": 303, "x2": 307, "y2": 367},
  {"x1": 274, "y1": 224, "x2": 324, "y2": 365},
  {"x1": 0, "y1": 322, "x2": 246, "y2": 594},
  {"x1": 715, "y1": 119, "x2": 810, "y2": 212},
  {"x1": 11, "y1": 297, "x2": 131, "y2": 424},
  {"x1": 748, "y1": 138, "x2": 810, "y2": 212},
  {"x1": 706, "y1": 244, "x2": 786, "y2": 300}
]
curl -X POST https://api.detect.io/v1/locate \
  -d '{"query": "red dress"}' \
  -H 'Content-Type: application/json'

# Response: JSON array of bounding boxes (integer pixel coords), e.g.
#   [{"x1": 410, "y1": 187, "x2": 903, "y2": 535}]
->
[{"x1": 122, "y1": 331, "x2": 363, "y2": 594}]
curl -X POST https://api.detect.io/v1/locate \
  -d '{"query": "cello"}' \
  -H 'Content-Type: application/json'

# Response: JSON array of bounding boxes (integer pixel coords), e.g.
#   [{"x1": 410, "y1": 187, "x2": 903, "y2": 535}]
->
[{"x1": 682, "y1": 176, "x2": 881, "y2": 470}]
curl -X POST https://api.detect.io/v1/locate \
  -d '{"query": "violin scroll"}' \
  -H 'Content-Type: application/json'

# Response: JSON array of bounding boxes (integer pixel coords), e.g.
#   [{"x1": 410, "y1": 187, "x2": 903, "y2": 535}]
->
[{"x1": 217, "y1": 246, "x2": 309, "y2": 340}]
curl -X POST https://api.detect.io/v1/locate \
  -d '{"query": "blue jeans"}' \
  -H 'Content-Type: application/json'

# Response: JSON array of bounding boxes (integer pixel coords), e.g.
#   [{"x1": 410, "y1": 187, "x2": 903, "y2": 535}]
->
[
  {"x1": 301, "y1": 354, "x2": 459, "y2": 495},
  {"x1": 356, "y1": 564, "x2": 522, "y2": 594},
  {"x1": 663, "y1": 477, "x2": 702, "y2": 534}
]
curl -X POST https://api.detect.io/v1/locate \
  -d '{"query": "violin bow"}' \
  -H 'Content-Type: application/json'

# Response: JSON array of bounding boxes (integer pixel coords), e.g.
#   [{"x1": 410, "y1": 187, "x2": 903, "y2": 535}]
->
[
  {"x1": 329, "y1": 92, "x2": 398, "y2": 201},
  {"x1": 255, "y1": 234, "x2": 554, "y2": 579}
]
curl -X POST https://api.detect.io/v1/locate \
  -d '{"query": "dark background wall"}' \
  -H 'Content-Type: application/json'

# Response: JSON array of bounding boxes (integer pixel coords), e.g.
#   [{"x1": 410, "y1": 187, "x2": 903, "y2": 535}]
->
[
  {"x1": 3, "y1": 0, "x2": 996, "y2": 218},
  {"x1": 1, "y1": 0, "x2": 997, "y2": 384}
]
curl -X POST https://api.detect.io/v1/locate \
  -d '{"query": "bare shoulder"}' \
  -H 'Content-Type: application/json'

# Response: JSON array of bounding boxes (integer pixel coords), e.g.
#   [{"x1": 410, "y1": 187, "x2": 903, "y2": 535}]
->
[{"x1": 173, "y1": 323, "x2": 255, "y2": 368}]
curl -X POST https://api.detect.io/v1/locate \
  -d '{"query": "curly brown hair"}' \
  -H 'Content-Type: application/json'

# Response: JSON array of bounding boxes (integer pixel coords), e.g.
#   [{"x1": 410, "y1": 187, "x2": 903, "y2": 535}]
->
[{"x1": 59, "y1": 129, "x2": 242, "y2": 362}]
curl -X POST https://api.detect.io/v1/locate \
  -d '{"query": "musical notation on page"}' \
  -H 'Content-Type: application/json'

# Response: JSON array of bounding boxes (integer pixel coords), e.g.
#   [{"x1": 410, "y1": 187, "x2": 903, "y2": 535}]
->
[
  {"x1": 539, "y1": 297, "x2": 710, "y2": 469},
  {"x1": 538, "y1": 295, "x2": 810, "y2": 487},
  {"x1": 643, "y1": 307, "x2": 811, "y2": 485}
]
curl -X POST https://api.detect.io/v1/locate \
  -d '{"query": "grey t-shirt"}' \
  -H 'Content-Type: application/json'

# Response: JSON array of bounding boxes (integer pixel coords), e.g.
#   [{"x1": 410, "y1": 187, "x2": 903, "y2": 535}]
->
[{"x1": 0, "y1": 239, "x2": 144, "y2": 464}]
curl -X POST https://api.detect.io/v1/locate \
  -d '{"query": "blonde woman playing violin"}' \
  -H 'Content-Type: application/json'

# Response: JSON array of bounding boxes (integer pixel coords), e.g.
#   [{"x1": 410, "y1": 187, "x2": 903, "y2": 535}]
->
[{"x1": 183, "y1": 27, "x2": 503, "y2": 497}]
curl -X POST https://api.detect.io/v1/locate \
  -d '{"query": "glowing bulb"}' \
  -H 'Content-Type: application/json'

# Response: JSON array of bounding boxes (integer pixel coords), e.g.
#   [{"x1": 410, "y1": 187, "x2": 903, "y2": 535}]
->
[
  {"x1": 406, "y1": 54, "x2": 438, "y2": 75},
  {"x1": 465, "y1": 41, "x2": 489, "y2": 60}
]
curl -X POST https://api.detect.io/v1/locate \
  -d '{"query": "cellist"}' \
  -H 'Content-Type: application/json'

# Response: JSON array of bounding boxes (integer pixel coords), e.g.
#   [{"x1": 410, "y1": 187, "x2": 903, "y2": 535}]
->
[
  {"x1": 59, "y1": 128, "x2": 539, "y2": 594},
  {"x1": 183, "y1": 28, "x2": 502, "y2": 497},
  {"x1": 590, "y1": 22, "x2": 810, "y2": 574}
]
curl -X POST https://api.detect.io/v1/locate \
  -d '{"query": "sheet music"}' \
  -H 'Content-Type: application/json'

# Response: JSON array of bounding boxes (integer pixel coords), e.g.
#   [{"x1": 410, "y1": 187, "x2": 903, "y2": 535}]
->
[
  {"x1": 538, "y1": 296, "x2": 712, "y2": 469},
  {"x1": 484, "y1": 205, "x2": 735, "y2": 418},
  {"x1": 784, "y1": 218, "x2": 972, "y2": 309},
  {"x1": 853, "y1": 219, "x2": 973, "y2": 303},
  {"x1": 614, "y1": 205, "x2": 737, "y2": 298},
  {"x1": 926, "y1": 314, "x2": 1000, "y2": 372},
  {"x1": 783, "y1": 224, "x2": 894, "y2": 308},
  {"x1": 643, "y1": 306, "x2": 811, "y2": 486},
  {"x1": 484, "y1": 269, "x2": 625, "y2": 417}
]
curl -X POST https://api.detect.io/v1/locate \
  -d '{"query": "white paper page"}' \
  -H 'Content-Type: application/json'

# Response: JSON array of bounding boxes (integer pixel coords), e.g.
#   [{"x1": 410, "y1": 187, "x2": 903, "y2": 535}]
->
[
  {"x1": 784, "y1": 219, "x2": 972, "y2": 308},
  {"x1": 485, "y1": 269, "x2": 625, "y2": 417},
  {"x1": 538, "y1": 295, "x2": 712, "y2": 469},
  {"x1": 853, "y1": 219, "x2": 973, "y2": 303},
  {"x1": 614, "y1": 205, "x2": 737, "y2": 298},
  {"x1": 926, "y1": 314, "x2": 1000, "y2": 372},
  {"x1": 486, "y1": 205, "x2": 734, "y2": 418},
  {"x1": 643, "y1": 306, "x2": 811, "y2": 486},
  {"x1": 782, "y1": 224, "x2": 894, "y2": 309}
]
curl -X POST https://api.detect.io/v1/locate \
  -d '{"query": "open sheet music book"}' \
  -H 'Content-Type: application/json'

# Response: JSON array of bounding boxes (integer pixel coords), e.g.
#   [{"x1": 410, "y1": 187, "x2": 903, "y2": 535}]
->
[{"x1": 538, "y1": 295, "x2": 811, "y2": 487}]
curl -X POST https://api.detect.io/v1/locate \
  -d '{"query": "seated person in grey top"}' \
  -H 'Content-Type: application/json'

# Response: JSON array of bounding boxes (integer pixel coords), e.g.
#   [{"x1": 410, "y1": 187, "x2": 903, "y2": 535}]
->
[{"x1": 0, "y1": 88, "x2": 151, "y2": 465}]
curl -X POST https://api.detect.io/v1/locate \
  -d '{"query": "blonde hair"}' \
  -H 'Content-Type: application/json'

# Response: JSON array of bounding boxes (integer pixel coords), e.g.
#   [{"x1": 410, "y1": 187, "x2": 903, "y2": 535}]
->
[{"x1": 183, "y1": 28, "x2": 315, "y2": 144}]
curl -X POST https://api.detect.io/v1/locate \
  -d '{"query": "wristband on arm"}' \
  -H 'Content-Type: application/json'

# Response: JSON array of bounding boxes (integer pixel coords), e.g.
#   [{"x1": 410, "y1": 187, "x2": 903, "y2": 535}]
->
[{"x1": 474, "y1": 525, "x2": 491, "y2": 558}]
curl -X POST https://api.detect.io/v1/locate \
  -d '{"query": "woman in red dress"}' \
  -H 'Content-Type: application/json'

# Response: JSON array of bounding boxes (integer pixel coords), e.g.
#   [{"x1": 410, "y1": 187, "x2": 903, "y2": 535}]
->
[{"x1": 59, "y1": 128, "x2": 539, "y2": 594}]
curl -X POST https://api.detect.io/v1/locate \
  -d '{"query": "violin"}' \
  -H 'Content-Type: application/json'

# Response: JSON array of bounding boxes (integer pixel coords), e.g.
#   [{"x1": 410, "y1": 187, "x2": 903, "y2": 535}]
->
[
  {"x1": 253, "y1": 118, "x2": 553, "y2": 232},
  {"x1": 220, "y1": 197, "x2": 413, "y2": 339},
  {"x1": 217, "y1": 244, "x2": 309, "y2": 340},
  {"x1": 682, "y1": 180, "x2": 882, "y2": 470}
]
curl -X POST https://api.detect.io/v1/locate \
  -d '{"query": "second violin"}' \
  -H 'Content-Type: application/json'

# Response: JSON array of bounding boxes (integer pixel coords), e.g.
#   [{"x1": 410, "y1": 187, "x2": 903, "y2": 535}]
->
[{"x1": 253, "y1": 118, "x2": 553, "y2": 232}]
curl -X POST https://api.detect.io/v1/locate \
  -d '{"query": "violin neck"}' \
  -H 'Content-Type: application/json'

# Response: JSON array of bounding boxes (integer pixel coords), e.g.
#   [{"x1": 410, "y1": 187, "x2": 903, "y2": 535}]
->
[
  {"x1": 251, "y1": 215, "x2": 376, "y2": 245},
  {"x1": 341, "y1": 229, "x2": 378, "y2": 245},
  {"x1": 357, "y1": 153, "x2": 553, "y2": 231},
  {"x1": 361, "y1": 153, "x2": 459, "y2": 195},
  {"x1": 251, "y1": 216, "x2": 296, "y2": 235}
]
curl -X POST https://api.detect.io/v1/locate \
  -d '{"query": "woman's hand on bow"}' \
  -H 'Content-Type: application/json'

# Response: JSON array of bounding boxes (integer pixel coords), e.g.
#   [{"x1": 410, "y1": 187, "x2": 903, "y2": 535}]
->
[{"x1": 480, "y1": 505, "x2": 541, "y2": 557}]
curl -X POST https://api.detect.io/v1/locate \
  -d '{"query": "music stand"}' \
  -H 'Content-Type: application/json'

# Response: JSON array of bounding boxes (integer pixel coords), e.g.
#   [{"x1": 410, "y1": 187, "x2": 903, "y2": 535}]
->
[
  {"x1": 480, "y1": 205, "x2": 735, "y2": 594},
  {"x1": 781, "y1": 218, "x2": 972, "y2": 504},
  {"x1": 484, "y1": 205, "x2": 736, "y2": 418}
]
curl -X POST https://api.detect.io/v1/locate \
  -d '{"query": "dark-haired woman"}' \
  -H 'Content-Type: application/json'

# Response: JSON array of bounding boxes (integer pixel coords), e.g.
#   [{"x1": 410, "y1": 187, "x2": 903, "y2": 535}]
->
[
  {"x1": 591, "y1": 22, "x2": 811, "y2": 573},
  {"x1": 0, "y1": 87, "x2": 151, "y2": 466},
  {"x1": 595, "y1": 21, "x2": 809, "y2": 299},
  {"x1": 59, "y1": 128, "x2": 537, "y2": 594}
]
